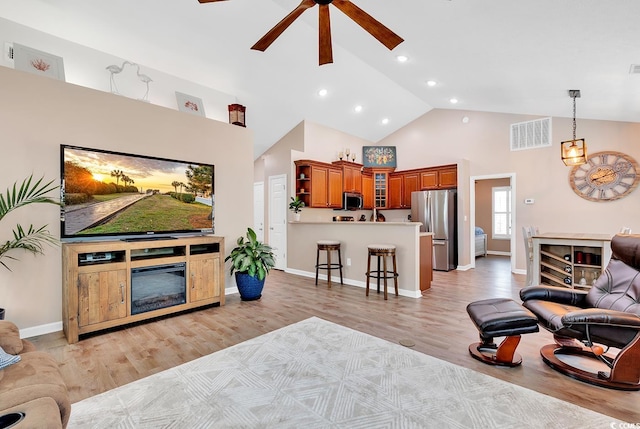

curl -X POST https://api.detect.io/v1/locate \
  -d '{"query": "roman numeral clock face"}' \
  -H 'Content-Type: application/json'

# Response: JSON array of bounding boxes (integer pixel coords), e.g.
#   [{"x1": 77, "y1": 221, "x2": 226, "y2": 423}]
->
[{"x1": 570, "y1": 151, "x2": 640, "y2": 202}]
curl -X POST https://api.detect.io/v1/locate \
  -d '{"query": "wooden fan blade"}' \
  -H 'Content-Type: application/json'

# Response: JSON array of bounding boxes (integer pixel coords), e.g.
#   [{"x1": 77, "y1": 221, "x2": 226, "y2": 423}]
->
[
  {"x1": 319, "y1": 4, "x2": 333, "y2": 65},
  {"x1": 251, "y1": 0, "x2": 317, "y2": 52},
  {"x1": 332, "y1": 0, "x2": 404, "y2": 50}
]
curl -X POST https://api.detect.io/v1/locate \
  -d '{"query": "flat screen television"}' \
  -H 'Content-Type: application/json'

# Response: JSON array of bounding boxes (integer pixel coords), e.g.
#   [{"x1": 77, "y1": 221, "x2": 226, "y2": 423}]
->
[{"x1": 60, "y1": 144, "x2": 214, "y2": 241}]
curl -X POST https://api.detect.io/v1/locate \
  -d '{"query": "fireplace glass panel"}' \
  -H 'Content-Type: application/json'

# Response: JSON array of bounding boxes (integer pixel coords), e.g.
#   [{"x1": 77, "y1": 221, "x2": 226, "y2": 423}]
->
[{"x1": 131, "y1": 263, "x2": 186, "y2": 315}]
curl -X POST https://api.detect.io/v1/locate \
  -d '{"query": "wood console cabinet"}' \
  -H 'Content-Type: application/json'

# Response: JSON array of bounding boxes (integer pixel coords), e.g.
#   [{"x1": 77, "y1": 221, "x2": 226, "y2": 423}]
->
[
  {"x1": 295, "y1": 160, "x2": 342, "y2": 208},
  {"x1": 62, "y1": 235, "x2": 224, "y2": 343},
  {"x1": 531, "y1": 233, "x2": 611, "y2": 289}
]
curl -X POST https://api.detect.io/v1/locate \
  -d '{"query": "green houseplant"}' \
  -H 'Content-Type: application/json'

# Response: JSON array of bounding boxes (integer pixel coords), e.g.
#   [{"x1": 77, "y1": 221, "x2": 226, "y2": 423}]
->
[
  {"x1": 225, "y1": 227, "x2": 275, "y2": 301},
  {"x1": 289, "y1": 196, "x2": 305, "y2": 221},
  {"x1": 0, "y1": 175, "x2": 59, "y2": 319}
]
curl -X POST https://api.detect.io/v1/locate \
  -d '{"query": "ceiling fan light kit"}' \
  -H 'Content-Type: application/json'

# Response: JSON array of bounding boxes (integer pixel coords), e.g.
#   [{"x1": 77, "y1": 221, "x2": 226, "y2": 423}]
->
[{"x1": 200, "y1": 0, "x2": 404, "y2": 65}]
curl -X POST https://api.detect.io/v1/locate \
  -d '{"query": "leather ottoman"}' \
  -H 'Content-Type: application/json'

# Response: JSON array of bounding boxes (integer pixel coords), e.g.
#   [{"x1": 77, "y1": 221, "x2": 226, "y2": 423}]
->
[{"x1": 467, "y1": 297, "x2": 539, "y2": 366}]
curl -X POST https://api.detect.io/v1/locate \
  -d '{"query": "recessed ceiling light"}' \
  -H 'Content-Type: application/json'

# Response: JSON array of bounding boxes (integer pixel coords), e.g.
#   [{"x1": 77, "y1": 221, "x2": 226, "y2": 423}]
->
[
  {"x1": 396, "y1": 55, "x2": 408, "y2": 63},
  {"x1": 449, "y1": 98, "x2": 458, "y2": 104},
  {"x1": 354, "y1": 105, "x2": 363, "y2": 113},
  {"x1": 381, "y1": 118, "x2": 390, "y2": 125},
  {"x1": 318, "y1": 88, "x2": 328, "y2": 97},
  {"x1": 426, "y1": 80, "x2": 437, "y2": 87}
]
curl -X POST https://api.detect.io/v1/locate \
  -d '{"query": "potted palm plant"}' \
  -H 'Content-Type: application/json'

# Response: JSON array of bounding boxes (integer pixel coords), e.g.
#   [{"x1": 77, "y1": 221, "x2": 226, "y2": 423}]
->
[
  {"x1": 0, "y1": 175, "x2": 59, "y2": 319},
  {"x1": 225, "y1": 227, "x2": 275, "y2": 301},
  {"x1": 289, "y1": 196, "x2": 305, "y2": 221}
]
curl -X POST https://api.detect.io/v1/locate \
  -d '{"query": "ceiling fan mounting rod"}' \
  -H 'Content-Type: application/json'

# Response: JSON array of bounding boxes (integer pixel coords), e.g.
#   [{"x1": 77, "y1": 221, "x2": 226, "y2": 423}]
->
[{"x1": 315, "y1": 0, "x2": 334, "y2": 4}]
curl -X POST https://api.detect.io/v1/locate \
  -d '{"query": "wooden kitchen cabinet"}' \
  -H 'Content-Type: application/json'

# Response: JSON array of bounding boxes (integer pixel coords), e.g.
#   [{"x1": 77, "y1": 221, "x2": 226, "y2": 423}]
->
[
  {"x1": 420, "y1": 234, "x2": 433, "y2": 291},
  {"x1": 371, "y1": 169, "x2": 392, "y2": 208},
  {"x1": 420, "y1": 165, "x2": 457, "y2": 190},
  {"x1": 327, "y1": 169, "x2": 343, "y2": 207},
  {"x1": 389, "y1": 171, "x2": 419, "y2": 209},
  {"x1": 333, "y1": 160, "x2": 363, "y2": 193},
  {"x1": 438, "y1": 166, "x2": 457, "y2": 188},
  {"x1": 296, "y1": 159, "x2": 456, "y2": 210},
  {"x1": 361, "y1": 172, "x2": 374, "y2": 209},
  {"x1": 388, "y1": 174, "x2": 402, "y2": 208},
  {"x1": 295, "y1": 160, "x2": 343, "y2": 208}
]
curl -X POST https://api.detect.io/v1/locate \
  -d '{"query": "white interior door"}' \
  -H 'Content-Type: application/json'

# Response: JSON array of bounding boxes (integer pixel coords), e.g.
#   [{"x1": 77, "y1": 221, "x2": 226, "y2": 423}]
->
[
  {"x1": 268, "y1": 175, "x2": 287, "y2": 270},
  {"x1": 253, "y1": 182, "x2": 265, "y2": 242}
]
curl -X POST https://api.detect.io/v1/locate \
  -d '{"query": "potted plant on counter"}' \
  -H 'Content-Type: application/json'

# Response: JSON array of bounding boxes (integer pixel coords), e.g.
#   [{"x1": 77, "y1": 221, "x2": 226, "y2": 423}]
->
[
  {"x1": 225, "y1": 227, "x2": 275, "y2": 301},
  {"x1": 0, "y1": 175, "x2": 59, "y2": 320},
  {"x1": 289, "y1": 196, "x2": 305, "y2": 221}
]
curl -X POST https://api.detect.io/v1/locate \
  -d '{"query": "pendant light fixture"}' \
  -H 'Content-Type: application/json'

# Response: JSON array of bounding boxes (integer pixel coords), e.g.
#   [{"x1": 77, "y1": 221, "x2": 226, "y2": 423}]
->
[{"x1": 561, "y1": 90, "x2": 587, "y2": 166}]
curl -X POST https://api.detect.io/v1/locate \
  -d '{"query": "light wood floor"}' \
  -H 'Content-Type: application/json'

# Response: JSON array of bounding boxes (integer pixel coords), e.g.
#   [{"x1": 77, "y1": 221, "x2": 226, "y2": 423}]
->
[{"x1": 31, "y1": 256, "x2": 638, "y2": 422}]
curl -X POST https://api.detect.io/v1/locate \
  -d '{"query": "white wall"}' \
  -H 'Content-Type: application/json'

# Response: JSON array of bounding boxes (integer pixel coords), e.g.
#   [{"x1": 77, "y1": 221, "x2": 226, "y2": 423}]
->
[
  {"x1": 0, "y1": 66, "x2": 254, "y2": 332},
  {"x1": 0, "y1": 17, "x2": 237, "y2": 129}
]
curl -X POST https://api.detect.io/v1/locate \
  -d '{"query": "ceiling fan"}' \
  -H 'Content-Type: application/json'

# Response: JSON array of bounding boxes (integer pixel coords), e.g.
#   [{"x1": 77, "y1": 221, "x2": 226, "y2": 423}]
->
[{"x1": 197, "y1": 0, "x2": 404, "y2": 65}]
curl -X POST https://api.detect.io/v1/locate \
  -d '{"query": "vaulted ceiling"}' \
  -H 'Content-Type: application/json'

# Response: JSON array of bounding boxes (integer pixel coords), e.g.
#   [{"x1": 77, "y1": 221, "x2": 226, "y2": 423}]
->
[{"x1": 2, "y1": 0, "x2": 640, "y2": 157}]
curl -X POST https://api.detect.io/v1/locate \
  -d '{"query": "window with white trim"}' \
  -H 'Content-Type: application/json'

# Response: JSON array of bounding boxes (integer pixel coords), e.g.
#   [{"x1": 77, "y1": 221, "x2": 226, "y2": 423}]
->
[{"x1": 492, "y1": 186, "x2": 512, "y2": 240}]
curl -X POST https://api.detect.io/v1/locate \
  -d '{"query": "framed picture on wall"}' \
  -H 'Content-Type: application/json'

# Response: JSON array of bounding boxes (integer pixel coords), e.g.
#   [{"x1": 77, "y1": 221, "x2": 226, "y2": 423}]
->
[
  {"x1": 362, "y1": 146, "x2": 397, "y2": 168},
  {"x1": 175, "y1": 92, "x2": 205, "y2": 117},
  {"x1": 13, "y1": 43, "x2": 66, "y2": 81}
]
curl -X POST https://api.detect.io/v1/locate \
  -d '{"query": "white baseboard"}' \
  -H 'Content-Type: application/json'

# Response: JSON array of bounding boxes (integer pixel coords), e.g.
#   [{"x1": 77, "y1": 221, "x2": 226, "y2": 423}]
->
[
  {"x1": 456, "y1": 264, "x2": 473, "y2": 271},
  {"x1": 487, "y1": 251, "x2": 511, "y2": 256},
  {"x1": 20, "y1": 321, "x2": 63, "y2": 339},
  {"x1": 284, "y1": 268, "x2": 422, "y2": 298},
  {"x1": 22, "y1": 291, "x2": 243, "y2": 339}
]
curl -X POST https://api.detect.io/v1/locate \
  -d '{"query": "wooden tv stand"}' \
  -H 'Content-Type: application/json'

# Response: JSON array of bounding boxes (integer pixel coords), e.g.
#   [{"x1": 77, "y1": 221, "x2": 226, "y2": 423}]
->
[{"x1": 62, "y1": 235, "x2": 224, "y2": 343}]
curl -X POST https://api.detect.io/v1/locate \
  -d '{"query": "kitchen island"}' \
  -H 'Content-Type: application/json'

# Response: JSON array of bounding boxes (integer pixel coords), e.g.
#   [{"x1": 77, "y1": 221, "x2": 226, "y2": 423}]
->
[{"x1": 287, "y1": 221, "x2": 432, "y2": 298}]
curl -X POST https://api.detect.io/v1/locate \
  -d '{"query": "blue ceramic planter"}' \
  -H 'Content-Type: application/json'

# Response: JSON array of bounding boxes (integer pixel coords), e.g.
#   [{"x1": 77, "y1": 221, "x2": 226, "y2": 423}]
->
[{"x1": 235, "y1": 272, "x2": 265, "y2": 301}]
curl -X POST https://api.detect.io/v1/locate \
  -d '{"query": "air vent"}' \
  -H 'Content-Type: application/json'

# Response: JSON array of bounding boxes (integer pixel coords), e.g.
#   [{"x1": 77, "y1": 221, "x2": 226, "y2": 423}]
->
[
  {"x1": 510, "y1": 117, "x2": 552, "y2": 151},
  {"x1": 629, "y1": 64, "x2": 640, "y2": 74},
  {"x1": 4, "y1": 42, "x2": 14, "y2": 63}
]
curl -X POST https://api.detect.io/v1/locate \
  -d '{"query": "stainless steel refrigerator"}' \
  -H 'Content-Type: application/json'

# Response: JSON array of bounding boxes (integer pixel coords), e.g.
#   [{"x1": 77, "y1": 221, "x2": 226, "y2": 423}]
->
[{"x1": 411, "y1": 190, "x2": 457, "y2": 271}]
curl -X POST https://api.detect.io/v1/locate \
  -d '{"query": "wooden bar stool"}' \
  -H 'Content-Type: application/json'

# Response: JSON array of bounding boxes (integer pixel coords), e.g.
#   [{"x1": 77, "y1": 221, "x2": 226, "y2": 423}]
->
[
  {"x1": 366, "y1": 244, "x2": 399, "y2": 300},
  {"x1": 315, "y1": 240, "x2": 343, "y2": 288}
]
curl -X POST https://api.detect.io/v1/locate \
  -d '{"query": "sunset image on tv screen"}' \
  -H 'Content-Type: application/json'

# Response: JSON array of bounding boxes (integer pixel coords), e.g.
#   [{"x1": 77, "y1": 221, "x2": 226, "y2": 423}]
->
[{"x1": 61, "y1": 146, "x2": 214, "y2": 237}]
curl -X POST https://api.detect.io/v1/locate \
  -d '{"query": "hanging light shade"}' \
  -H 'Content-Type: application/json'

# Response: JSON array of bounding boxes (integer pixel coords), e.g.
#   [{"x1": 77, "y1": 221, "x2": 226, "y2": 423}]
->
[
  {"x1": 561, "y1": 90, "x2": 587, "y2": 166},
  {"x1": 228, "y1": 103, "x2": 246, "y2": 127}
]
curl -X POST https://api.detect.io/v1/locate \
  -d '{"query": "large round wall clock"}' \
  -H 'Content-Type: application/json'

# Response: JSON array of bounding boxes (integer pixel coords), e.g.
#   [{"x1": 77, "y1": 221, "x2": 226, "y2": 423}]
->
[{"x1": 570, "y1": 151, "x2": 640, "y2": 202}]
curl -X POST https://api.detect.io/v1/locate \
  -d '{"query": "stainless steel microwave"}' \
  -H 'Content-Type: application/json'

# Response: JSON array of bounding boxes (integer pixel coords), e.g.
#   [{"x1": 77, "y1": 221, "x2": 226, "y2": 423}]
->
[{"x1": 342, "y1": 192, "x2": 363, "y2": 210}]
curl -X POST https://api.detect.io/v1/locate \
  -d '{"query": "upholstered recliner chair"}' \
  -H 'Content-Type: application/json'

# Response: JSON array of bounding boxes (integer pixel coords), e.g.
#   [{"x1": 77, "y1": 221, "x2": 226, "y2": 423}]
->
[{"x1": 520, "y1": 234, "x2": 640, "y2": 390}]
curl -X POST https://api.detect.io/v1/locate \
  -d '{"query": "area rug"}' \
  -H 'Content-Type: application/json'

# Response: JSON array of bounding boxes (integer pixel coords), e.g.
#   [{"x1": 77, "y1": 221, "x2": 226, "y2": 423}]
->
[{"x1": 68, "y1": 317, "x2": 622, "y2": 428}]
